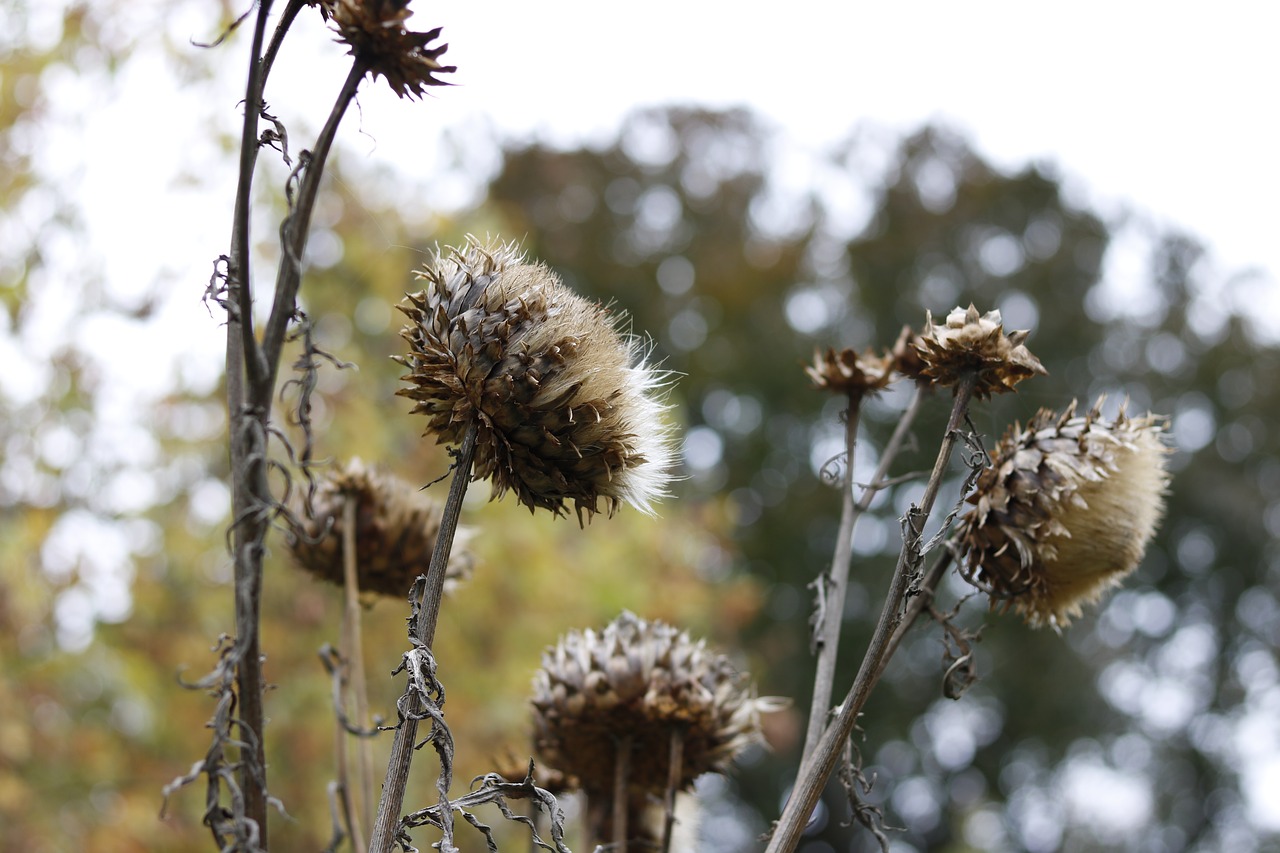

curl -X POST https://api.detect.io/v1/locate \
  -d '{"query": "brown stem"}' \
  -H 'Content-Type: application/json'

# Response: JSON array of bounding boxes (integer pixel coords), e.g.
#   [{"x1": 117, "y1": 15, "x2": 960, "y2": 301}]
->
[
  {"x1": 258, "y1": 59, "x2": 366, "y2": 396},
  {"x1": 368, "y1": 423, "x2": 479, "y2": 853},
  {"x1": 613, "y1": 735, "x2": 634, "y2": 853},
  {"x1": 767, "y1": 375, "x2": 977, "y2": 853},
  {"x1": 801, "y1": 382, "x2": 926, "y2": 764},
  {"x1": 660, "y1": 729, "x2": 684, "y2": 853},
  {"x1": 342, "y1": 497, "x2": 371, "y2": 853}
]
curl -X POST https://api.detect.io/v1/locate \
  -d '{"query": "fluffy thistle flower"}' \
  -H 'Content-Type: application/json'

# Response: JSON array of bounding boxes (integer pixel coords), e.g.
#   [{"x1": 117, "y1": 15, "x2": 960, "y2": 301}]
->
[
  {"x1": 956, "y1": 400, "x2": 1171, "y2": 627},
  {"x1": 806, "y1": 346, "x2": 895, "y2": 396},
  {"x1": 915, "y1": 304, "x2": 1046, "y2": 398},
  {"x1": 289, "y1": 459, "x2": 472, "y2": 598},
  {"x1": 530, "y1": 612, "x2": 766, "y2": 794},
  {"x1": 396, "y1": 238, "x2": 675, "y2": 523},
  {"x1": 328, "y1": 0, "x2": 455, "y2": 98}
]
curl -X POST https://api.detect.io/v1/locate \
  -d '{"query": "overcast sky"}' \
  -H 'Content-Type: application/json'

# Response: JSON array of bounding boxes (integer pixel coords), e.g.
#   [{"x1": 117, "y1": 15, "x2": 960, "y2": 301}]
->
[{"x1": 408, "y1": 1, "x2": 1279, "y2": 285}]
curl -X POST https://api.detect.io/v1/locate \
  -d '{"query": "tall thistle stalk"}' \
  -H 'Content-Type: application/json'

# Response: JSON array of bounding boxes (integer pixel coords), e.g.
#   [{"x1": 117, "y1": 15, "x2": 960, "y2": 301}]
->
[
  {"x1": 369, "y1": 241, "x2": 676, "y2": 851},
  {"x1": 770, "y1": 306, "x2": 1047, "y2": 852},
  {"x1": 175, "y1": 5, "x2": 454, "y2": 850}
]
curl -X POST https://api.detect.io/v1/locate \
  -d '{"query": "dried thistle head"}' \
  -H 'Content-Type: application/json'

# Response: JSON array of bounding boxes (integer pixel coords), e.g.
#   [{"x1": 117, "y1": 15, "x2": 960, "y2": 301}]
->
[
  {"x1": 530, "y1": 612, "x2": 765, "y2": 794},
  {"x1": 806, "y1": 346, "x2": 895, "y2": 397},
  {"x1": 890, "y1": 324, "x2": 929, "y2": 382},
  {"x1": 329, "y1": 0, "x2": 455, "y2": 98},
  {"x1": 957, "y1": 400, "x2": 1171, "y2": 627},
  {"x1": 289, "y1": 459, "x2": 472, "y2": 598},
  {"x1": 396, "y1": 238, "x2": 676, "y2": 523},
  {"x1": 915, "y1": 304, "x2": 1046, "y2": 398}
]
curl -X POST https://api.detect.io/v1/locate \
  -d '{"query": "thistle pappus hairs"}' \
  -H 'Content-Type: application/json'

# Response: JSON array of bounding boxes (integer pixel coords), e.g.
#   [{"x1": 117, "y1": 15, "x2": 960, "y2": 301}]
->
[
  {"x1": 957, "y1": 399, "x2": 1171, "y2": 628},
  {"x1": 395, "y1": 238, "x2": 676, "y2": 523}
]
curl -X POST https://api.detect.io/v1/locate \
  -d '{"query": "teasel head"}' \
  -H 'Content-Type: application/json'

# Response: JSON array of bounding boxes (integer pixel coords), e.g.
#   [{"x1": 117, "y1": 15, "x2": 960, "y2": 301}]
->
[
  {"x1": 395, "y1": 237, "x2": 676, "y2": 524},
  {"x1": 328, "y1": 0, "x2": 455, "y2": 98},
  {"x1": 530, "y1": 612, "x2": 767, "y2": 796},
  {"x1": 956, "y1": 399, "x2": 1171, "y2": 628},
  {"x1": 288, "y1": 459, "x2": 473, "y2": 598},
  {"x1": 806, "y1": 346, "x2": 895, "y2": 398},
  {"x1": 914, "y1": 304, "x2": 1046, "y2": 399}
]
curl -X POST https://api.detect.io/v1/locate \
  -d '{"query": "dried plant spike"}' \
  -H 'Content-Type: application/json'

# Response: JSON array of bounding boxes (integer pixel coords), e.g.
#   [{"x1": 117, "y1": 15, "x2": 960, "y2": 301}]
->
[
  {"x1": 329, "y1": 0, "x2": 455, "y2": 98},
  {"x1": 289, "y1": 459, "x2": 473, "y2": 598},
  {"x1": 396, "y1": 237, "x2": 676, "y2": 522},
  {"x1": 806, "y1": 346, "x2": 895, "y2": 396},
  {"x1": 956, "y1": 399, "x2": 1172, "y2": 627},
  {"x1": 530, "y1": 612, "x2": 767, "y2": 796},
  {"x1": 914, "y1": 304, "x2": 1046, "y2": 398}
]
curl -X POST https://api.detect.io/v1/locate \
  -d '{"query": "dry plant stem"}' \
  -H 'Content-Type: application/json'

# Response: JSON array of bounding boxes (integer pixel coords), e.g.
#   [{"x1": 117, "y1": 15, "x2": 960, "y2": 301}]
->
[
  {"x1": 801, "y1": 396, "x2": 861, "y2": 761},
  {"x1": 613, "y1": 735, "x2": 634, "y2": 853},
  {"x1": 262, "y1": 60, "x2": 366, "y2": 385},
  {"x1": 881, "y1": 547, "x2": 955, "y2": 679},
  {"x1": 368, "y1": 422, "x2": 479, "y2": 853},
  {"x1": 333, "y1": 674, "x2": 359, "y2": 853},
  {"x1": 767, "y1": 374, "x2": 977, "y2": 853},
  {"x1": 261, "y1": 0, "x2": 309, "y2": 84},
  {"x1": 224, "y1": 44, "x2": 364, "y2": 847},
  {"x1": 341, "y1": 498, "x2": 372, "y2": 853},
  {"x1": 801, "y1": 383, "x2": 926, "y2": 764},
  {"x1": 224, "y1": 4, "x2": 277, "y2": 844},
  {"x1": 660, "y1": 729, "x2": 685, "y2": 853}
]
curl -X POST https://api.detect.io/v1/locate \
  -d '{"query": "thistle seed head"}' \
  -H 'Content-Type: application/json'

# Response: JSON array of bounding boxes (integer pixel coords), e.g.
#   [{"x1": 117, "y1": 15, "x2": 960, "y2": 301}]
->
[
  {"x1": 328, "y1": 0, "x2": 455, "y2": 98},
  {"x1": 396, "y1": 238, "x2": 676, "y2": 523},
  {"x1": 530, "y1": 612, "x2": 765, "y2": 794},
  {"x1": 957, "y1": 399, "x2": 1171, "y2": 627},
  {"x1": 289, "y1": 459, "x2": 472, "y2": 598},
  {"x1": 915, "y1": 304, "x2": 1046, "y2": 398},
  {"x1": 806, "y1": 346, "x2": 895, "y2": 397}
]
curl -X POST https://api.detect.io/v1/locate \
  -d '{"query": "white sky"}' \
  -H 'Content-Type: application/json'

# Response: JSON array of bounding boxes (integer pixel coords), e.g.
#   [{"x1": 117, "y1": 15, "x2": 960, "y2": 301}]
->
[{"x1": 402, "y1": 0, "x2": 1279, "y2": 285}]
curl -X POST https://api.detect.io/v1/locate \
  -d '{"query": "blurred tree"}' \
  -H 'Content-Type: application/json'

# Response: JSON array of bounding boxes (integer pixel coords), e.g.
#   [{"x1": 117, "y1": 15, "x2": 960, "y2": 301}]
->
[{"x1": 481, "y1": 109, "x2": 1280, "y2": 852}]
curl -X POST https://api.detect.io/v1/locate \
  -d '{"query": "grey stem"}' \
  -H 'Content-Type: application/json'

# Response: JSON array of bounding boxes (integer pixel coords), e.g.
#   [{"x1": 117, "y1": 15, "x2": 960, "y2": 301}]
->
[
  {"x1": 801, "y1": 383, "x2": 927, "y2": 764},
  {"x1": 367, "y1": 422, "x2": 479, "y2": 853},
  {"x1": 767, "y1": 375, "x2": 977, "y2": 853}
]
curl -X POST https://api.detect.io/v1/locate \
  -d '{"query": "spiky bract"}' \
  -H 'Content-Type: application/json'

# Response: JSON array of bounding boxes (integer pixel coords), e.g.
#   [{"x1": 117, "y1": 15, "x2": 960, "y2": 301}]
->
[
  {"x1": 531, "y1": 612, "x2": 762, "y2": 794},
  {"x1": 806, "y1": 346, "x2": 895, "y2": 396},
  {"x1": 957, "y1": 400, "x2": 1171, "y2": 627},
  {"x1": 915, "y1": 304, "x2": 1046, "y2": 398},
  {"x1": 396, "y1": 238, "x2": 675, "y2": 522},
  {"x1": 289, "y1": 459, "x2": 472, "y2": 598},
  {"x1": 328, "y1": 0, "x2": 455, "y2": 98}
]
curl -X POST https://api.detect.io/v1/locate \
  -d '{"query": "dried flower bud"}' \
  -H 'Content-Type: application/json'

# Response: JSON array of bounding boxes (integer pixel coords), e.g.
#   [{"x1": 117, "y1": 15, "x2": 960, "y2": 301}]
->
[
  {"x1": 957, "y1": 400, "x2": 1171, "y2": 627},
  {"x1": 289, "y1": 459, "x2": 472, "y2": 598},
  {"x1": 530, "y1": 612, "x2": 766, "y2": 795},
  {"x1": 890, "y1": 324, "x2": 929, "y2": 382},
  {"x1": 806, "y1": 346, "x2": 895, "y2": 396},
  {"x1": 329, "y1": 0, "x2": 455, "y2": 98},
  {"x1": 915, "y1": 304, "x2": 1046, "y2": 398},
  {"x1": 396, "y1": 238, "x2": 675, "y2": 523}
]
